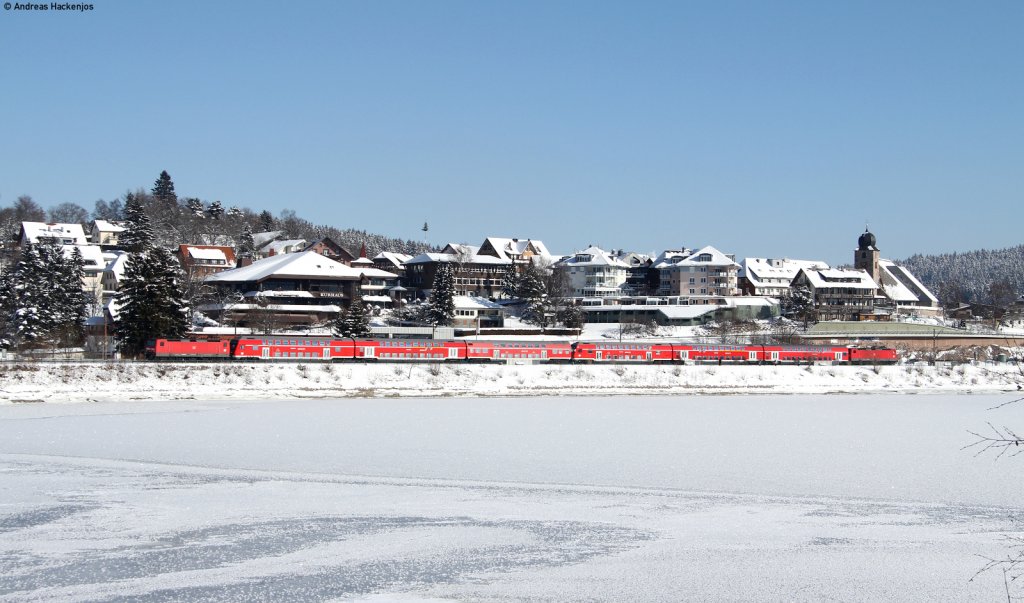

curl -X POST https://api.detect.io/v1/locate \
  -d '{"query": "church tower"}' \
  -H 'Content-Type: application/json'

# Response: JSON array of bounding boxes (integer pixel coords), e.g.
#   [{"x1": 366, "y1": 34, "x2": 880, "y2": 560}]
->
[{"x1": 855, "y1": 227, "x2": 880, "y2": 283}]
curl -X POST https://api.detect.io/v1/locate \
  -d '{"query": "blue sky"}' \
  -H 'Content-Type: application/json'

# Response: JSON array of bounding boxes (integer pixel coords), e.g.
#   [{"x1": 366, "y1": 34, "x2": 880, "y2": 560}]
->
[{"x1": 1, "y1": 0, "x2": 1020, "y2": 265}]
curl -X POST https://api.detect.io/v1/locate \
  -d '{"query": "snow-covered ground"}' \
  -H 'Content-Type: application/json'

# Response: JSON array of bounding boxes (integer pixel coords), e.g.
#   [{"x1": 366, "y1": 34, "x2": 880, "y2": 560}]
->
[
  {"x1": 1, "y1": 394, "x2": 1023, "y2": 601},
  {"x1": 1, "y1": 361, "x2": 1021, "y2": 404}
]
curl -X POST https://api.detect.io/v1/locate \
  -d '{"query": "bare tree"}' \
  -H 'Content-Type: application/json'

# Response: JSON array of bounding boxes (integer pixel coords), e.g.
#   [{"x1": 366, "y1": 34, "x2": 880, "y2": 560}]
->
[{"x1": 48, "y1": 202, "x2": 90, "y2": 226}]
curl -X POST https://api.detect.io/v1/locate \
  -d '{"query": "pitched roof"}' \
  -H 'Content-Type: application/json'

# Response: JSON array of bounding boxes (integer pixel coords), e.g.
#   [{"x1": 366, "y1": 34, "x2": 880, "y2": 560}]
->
[
  {"x1": 372, "y1": 251, "x2": 412, "y2": 267},
  {"x1": 797, "y1": 268, "x2": 877, "y2": 290},
  {"x1": 91, "y1": 220, "x2": 125, "y2": 233},
  {"x1": 478, "y1": 237, "x2": 551, "y2": 260},
  {"x1": 673, "y1": 246, "x2": 739, "y2": 268},
  {"x1": 207, "y1": 251, "x2": 397, "y2": 283},
  {"x1": 878, "y1": 259, "x2": 938, "y2": 304},
  {"x1": 404, "y1": 252, "x2": 511, "y2": 266},
  {"x1": 741, "y1": 257, "x2": 830, "y2": 285},
  {"x1": 21, "y1": 222, "x2": 88, "y2": 245},
  {"x1": 562, "y1": 246, "x2": 630, "y2": 268}
]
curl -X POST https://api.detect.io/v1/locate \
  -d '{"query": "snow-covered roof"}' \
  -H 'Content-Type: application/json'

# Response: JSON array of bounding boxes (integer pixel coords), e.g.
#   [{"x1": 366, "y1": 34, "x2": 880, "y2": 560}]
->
[
  {"x1": 351, "y1": 257, "x2": 374, "y2": 266},
  {"x1": 723, "y1": 297, "x2": 780, "y2": 308},
  {"x1": 185, "y1": 247, "x2": 228, "y2": 261},
  {"x1": 442, "y1": 243, "x2": 480, "y2": 256},
  {"x1": 453, "y1": 296, "x2": 505, "y2": 310},
  {"x1": 372, "y1": 251, "x2": 412, "y2": 267},
  {"x1": 404, "y1": 252, "x2": 511, "y2": 266},
  {"x1": 91, "y1": 220, "x2": 125, "y2": 233},
  {"x1": 672, "y1": 246, "x2": 739, "y2": 268},
  {"x1": 361, "y1": 295, "x2": 392, "y2": 303},
  {"x1": 657, "y1": 306, "x2": 718, "y2": 320},
  {"x1": 252, "y1": 231, "x2": 282, "y2": 249},
  {"x1": 207, "y1": 251, "x2": 397, "y2": 283},
  {"x1": 21, "y1": 222, "x2": 88, "y2": 245},
  {"x1": 62, "y1": 244, "x2": 106, "y2": 269},
  {"x1": 260, "y1": 239, "x2": 306, "y2": 254},
  {"x1": 104, "y1": 252, "x2": 131, "y2": 281},
  {"x1": 878, "y1": 259, "x2": 938, "y2": 305},
  {"x1": 652, "y1": 249, "x2": 693, "y2": 269},
  {"x1": 562, "y1": 246, "x2": 630, "y2": 268},
  {"x1": 740, "y1": 258, "x2": 830, "y2": 285},
  {"x1": 479, "y1": 237, "x2": 552, "y2": 261},
  {"x1": 798, "y1": 268, "x2": 877, "y2": 290}
]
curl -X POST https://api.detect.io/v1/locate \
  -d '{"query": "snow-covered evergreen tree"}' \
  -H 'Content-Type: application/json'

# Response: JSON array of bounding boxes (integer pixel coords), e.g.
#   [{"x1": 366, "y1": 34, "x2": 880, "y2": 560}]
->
[
  {"x1": 332, "y1": 295, "x2": 371, "y2": 338},
  {"x1": 207, "y1": 200, "x2": 224, "y2": 220},
  {"x1": 518, "y1": 263, "x2": 552, "y2": 328},
  {"x1": 237, "y1": 223, "x2": 255, "y2": 261},
  {"x1": 557, "y1": 301, "x2": 585, "y2": 330},
  {"x1": 501, "y1": 264, "x2": 520, "y2": 299},
  {"x1": 120, "y1": 194, "x2": 155, "y2": 253},
  {"x1": 428, "y1": 263, "x2": 456, "y2": 326},
  {"x1": 115, "y1": 202, "x2": 188, "y2": 357},
  {"x1": 185, "y1": 197, "x2": 205, "y2": 217},
  {"x1": 6, "y1": 242, "x2": 50, "y2": 348},
  {"x1": 53, "y1": 246, "x2": 87, "y2": 347}
]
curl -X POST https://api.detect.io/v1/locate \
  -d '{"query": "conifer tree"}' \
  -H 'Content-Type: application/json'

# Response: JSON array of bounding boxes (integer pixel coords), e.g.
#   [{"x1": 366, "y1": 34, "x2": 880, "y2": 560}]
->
[
  {"x1": 152, "y1": 170, "x2": 177, "y2": 205},
  {"x1": 257, "y1": 210, "x2": 275, "y2": 232},
  {"x1": 558, "y1": 301, "x2": 585, "y2": 330},
  {"x1": 501, "y1": 264, "x2": 520, "y2": 299},
  {"x1": 115, "y1": 197, "x2": 188, "y2": 357},
  {"x1": 207, "y1": 200, "x2": 224, "y2": 220},
  {"x1": 428, "y1": 263, "x2": 456, "y2": 326},
  {"x1": 120, "y1": 193, "x2": 154, "y2": 252},
  {"x1": 6, "y1": 242, "x2": 50, "y2": 348},
  {"x1": 237, "y1": 223, "x2": 256, "y2": 261},
  {"x1": 54, "y1": 246, "x2": 87, "y2": 347},
  {"x1": 332, "y1": 295, "x2": 371, "y2": 337}
]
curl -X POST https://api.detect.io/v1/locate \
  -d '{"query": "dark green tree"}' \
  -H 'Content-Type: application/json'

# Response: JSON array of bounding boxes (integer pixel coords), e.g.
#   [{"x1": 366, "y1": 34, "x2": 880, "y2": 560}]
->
[
  {"x1": 558, "y1": 301, "x2": 585, "y2": 330},
  {"x1": 120, "y1": 193, "x2": 154, "y2": 252},
  {"x1": 115, "y1": 200, "x2": 188, "y2": 357},
  {"x1": 257, "y1": 210, "x2": 275, "y2": 232},
  {"x1": 207, "y1": 200, "x2": 224, "y2": 220},
  {"x1": 237, "y1": 223, "x2": 256, "y2": 261},
  {"x1": 428, "y1": 263, "x2": 456, "y2": 326},
  {"x1": 501, "y1": 264, "x2": 520, "y2": 299},
  {"x1": 152, "y1": 170, "x2": 177, "y2": 205},
  {"x1": 332, "y1": 295, "x2": 371, "y2": 338}
]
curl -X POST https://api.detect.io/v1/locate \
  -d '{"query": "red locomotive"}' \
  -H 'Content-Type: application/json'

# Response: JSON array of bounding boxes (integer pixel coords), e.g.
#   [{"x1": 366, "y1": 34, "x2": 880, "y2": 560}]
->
[{"x1": 148, "y1": 337, "x2": 898, "y2": 365}]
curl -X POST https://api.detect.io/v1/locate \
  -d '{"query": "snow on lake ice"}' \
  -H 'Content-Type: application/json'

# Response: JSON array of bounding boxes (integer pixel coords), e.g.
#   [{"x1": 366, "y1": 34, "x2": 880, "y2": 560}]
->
[{"x1": 1, "y1": 394, "x2": 1023, "y2": 601}]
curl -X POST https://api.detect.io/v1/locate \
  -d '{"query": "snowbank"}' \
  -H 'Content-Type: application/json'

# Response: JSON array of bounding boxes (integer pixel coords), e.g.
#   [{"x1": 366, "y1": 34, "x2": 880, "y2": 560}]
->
[{"x1": 1, "y1": 361, "x2": 1021, "y2": 404}]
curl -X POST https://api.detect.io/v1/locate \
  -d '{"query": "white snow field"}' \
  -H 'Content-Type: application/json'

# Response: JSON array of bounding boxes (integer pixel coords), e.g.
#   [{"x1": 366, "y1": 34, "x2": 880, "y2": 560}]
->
[
  {"x1": 0, "y1": 361, "x2": 1022, "y2": 404},
  {"x1": 2, "y1": 394, "x2": 1024, "y2": 602}
]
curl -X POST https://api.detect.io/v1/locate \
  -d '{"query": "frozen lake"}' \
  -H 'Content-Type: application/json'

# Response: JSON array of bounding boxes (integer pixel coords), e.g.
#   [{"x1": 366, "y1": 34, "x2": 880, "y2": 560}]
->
[{"x1": 1, "y1": 394, "x2": 1023, "y2": 601}]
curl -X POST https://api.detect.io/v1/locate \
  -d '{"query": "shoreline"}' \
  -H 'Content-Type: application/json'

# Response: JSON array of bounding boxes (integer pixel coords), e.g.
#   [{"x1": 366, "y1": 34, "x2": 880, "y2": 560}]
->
[{"x1": 1, "y1": 361, "x2": 1020, "y2": 404}]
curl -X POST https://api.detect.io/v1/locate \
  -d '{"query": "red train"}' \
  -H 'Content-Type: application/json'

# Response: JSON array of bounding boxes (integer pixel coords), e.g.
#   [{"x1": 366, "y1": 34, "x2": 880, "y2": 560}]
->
[{"x1": 149, "y1": 337, "x2": 898, "y2": 365}]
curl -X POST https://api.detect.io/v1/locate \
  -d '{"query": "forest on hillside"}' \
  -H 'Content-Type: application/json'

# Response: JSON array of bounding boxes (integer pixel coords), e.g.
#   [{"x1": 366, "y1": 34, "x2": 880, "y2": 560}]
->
[
  {"x1": 898, "y1": 244, "x2": 1024, "y2": 307},
  {"x1": 0, "y1": 171, "x2": 436, "y2": 259}
]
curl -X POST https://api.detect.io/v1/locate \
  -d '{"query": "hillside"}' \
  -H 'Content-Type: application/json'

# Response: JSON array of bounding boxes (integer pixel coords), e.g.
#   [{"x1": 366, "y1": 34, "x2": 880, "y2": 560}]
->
[{"x1": 899, "y1": 244, "x2": 1024, "y2": 304}]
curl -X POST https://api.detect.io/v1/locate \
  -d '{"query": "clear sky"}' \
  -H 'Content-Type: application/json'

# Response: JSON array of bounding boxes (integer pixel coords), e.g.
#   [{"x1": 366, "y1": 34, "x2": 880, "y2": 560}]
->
[{"x1": 1, "y1": 0, "x2": 1020, "y2": 266}]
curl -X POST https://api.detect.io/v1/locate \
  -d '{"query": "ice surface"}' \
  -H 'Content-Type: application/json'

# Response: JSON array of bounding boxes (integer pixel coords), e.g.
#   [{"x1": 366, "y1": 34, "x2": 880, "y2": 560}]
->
[{"x1": 1, "y1": 395, "x2": 1023, "y2": 601}]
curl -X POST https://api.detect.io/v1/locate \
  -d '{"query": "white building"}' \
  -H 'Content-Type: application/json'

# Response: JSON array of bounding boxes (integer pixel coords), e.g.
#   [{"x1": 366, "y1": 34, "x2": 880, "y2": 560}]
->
[
  {"x1": 558, "y1": 246, "x2": 630, "y2": 298},
  {"x1": 659, "y1": 245, "x2": 740, "y2": 297},
  {"x1": 739, "y1": 257, "x2": 830, "y2": 298}
]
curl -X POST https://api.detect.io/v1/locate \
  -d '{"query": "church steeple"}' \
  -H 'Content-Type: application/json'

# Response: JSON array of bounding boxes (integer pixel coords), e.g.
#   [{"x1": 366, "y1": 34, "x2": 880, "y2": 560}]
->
[{"x1": 855, "y1": 226, "x2": 880, "y2": 283}]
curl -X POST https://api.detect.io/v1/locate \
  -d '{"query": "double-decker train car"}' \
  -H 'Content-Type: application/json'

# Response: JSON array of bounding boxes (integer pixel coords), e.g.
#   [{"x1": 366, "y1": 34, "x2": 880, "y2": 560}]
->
[
  {"x1": 571, "y1": 342, "x2": 676, "y2": 363},
  {"x1": 465, "y1": 341, "x2": 574, "y2": 362},
  {"x1": 231, "y1": 337, "x2": 352, "y2": 361},
  {"x1": 149, "y1": 337, "x2": 900, "y2": 365}
]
